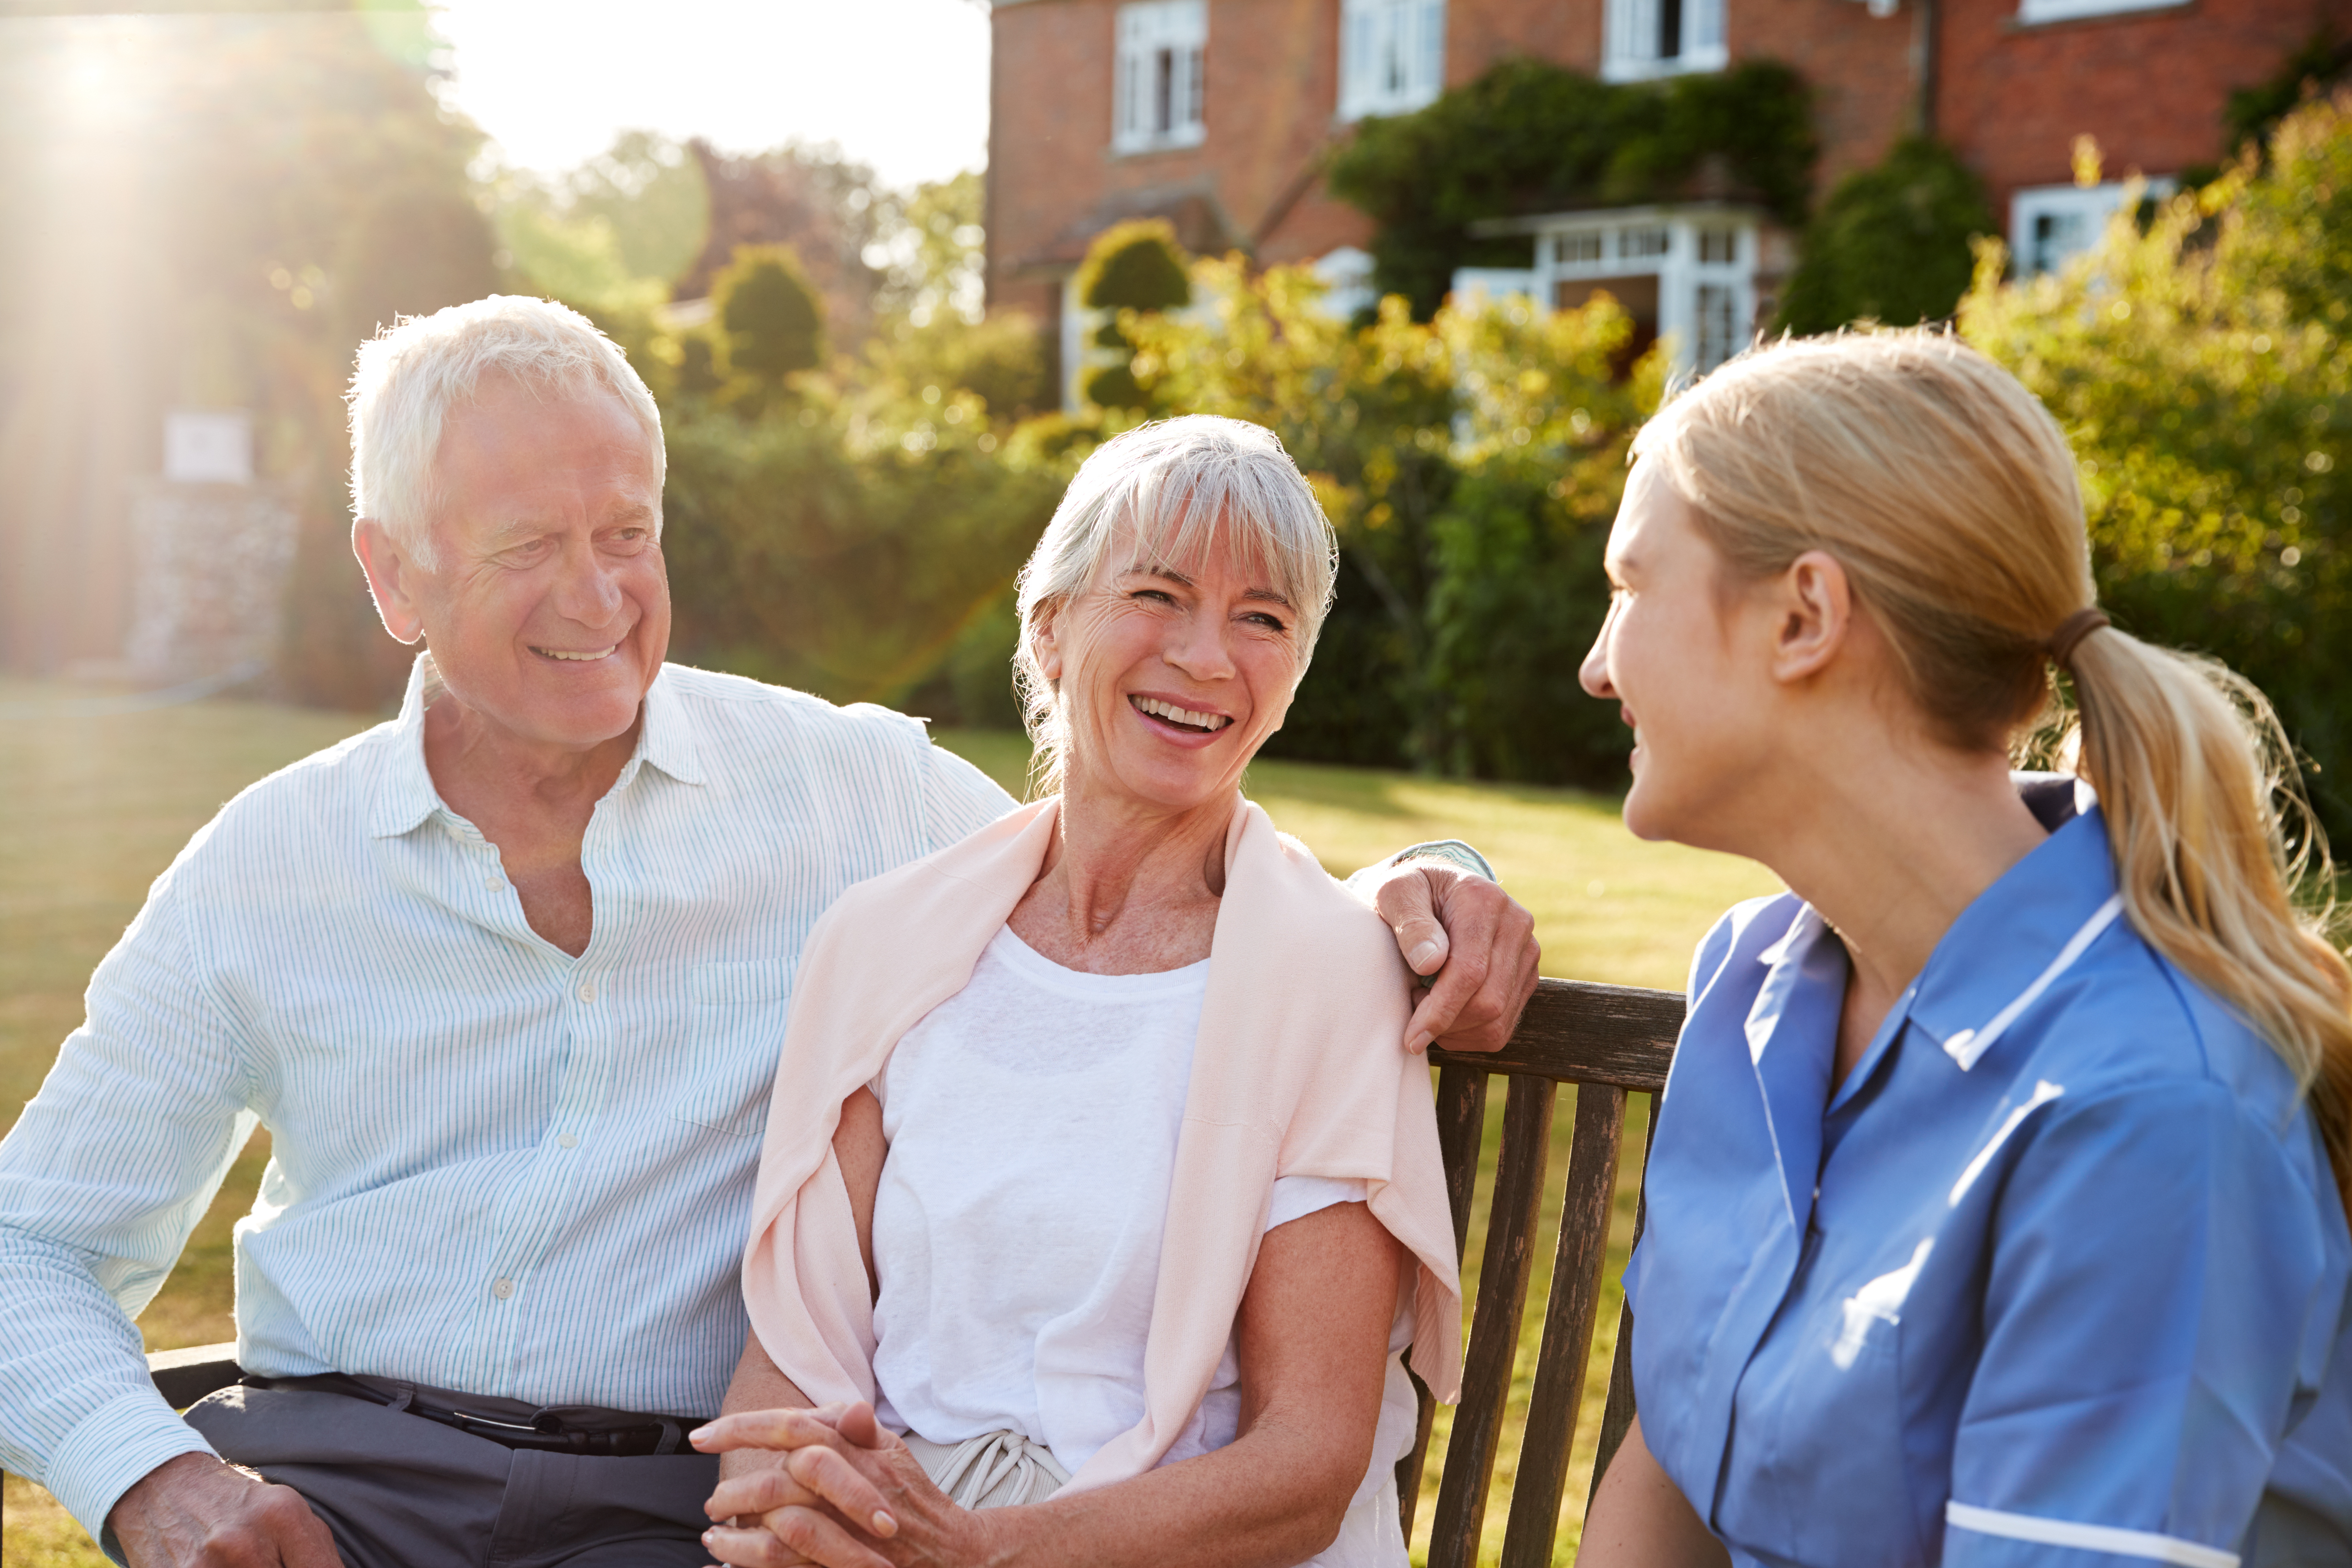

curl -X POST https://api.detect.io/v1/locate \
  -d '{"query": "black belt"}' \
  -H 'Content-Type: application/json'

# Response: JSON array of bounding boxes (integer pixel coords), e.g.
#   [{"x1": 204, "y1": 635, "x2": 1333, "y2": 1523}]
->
[{"x1": 248, "y1": 1373, "x2": 708, "y2": 1457}]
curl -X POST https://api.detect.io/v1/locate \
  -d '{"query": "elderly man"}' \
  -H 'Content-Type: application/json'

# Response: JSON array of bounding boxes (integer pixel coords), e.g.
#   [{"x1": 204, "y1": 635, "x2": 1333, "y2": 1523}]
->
[{"x1": 0, "y1": 297, "x2": 1539, "y2": 1568}]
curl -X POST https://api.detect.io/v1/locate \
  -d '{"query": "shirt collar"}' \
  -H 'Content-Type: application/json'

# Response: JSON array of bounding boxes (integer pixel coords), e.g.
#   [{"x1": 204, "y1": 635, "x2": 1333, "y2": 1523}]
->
[{"x1": 367, "y1": 655, "x2": 704, "y2": 840}]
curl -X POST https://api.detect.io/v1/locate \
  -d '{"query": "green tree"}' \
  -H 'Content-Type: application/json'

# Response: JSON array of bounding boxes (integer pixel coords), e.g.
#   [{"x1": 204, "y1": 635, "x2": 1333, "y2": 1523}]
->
[
  {"x1": 1775, "y1": 137, "x2": 1996, "y2": 333},
  {"x1": 1959, "y1": 90, "x2": 2352, "y2": 834},
  {"x1": 0, "y1": 2, "x2": 495, "y2": 699},
  {"x1": 1124, "y1": 258, "x2": 1659, "y2": 777},
  {"x1": 713, "y1": 243, "x2": 827, "y2": 381}
]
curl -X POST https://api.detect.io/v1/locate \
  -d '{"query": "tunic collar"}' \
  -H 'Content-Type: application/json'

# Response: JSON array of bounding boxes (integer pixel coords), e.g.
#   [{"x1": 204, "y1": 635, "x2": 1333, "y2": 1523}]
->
[{"x1": 1739, "y1": 779, "x2": 2122, "y2": 1220}]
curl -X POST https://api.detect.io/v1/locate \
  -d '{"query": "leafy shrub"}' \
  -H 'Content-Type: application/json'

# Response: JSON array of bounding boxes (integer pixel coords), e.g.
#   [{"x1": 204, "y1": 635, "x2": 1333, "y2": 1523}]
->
[
  {"x1": 1959, "y1": 91, "x2": 2352, "y2": 834},
  {"x1": 1124, "y1": 259, "x2": 1660, "y2": 780},
  {"x1": 713, "y1": 243, "x2": 826, "y2": 380},
  {"x1": 661, "y1": 376, "x2": 1072, "y2": 711},
  {"x1": 863, "y1": 310, "x2": 1054, "y2": 423},
  {"x1": 1326, "y1": 57, "x2": 1816, "y2": 318},
  {"x1": 1775, "y1": 137, "x2": 1996, "y2": 334}
]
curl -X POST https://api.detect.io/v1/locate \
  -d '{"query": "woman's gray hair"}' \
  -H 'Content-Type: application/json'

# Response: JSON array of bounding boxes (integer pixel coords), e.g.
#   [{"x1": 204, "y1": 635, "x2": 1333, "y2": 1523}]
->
[
  {"x1": 1014, "y1": 415, "x2": 1337, "y2": 791},
  {"x1": 346, "y1": 295, "x2": 663, "y2": 569}
]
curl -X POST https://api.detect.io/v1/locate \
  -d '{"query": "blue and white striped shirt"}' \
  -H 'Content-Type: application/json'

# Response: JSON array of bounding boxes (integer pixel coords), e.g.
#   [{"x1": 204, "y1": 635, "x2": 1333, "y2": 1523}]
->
[{"x1": 0, "y1": 658, "x2": 1015, "y2": 1539}]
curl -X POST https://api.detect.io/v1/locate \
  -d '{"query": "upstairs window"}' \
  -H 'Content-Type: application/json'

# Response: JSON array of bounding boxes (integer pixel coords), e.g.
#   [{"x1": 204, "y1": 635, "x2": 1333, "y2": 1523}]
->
[
  {"x1": 1602, "y1": 0, "x2": 1727, "y2": 82},
  {"x1": 1339, "y1": 0, "x2": 1445, "y2": 121},
  {"x1": 1114, "y1": 0, "x2": 1208, "y2": 154}
]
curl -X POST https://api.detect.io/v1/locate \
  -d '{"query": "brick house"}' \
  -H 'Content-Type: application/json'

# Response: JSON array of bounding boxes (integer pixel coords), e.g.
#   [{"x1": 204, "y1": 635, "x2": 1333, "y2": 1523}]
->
[{"x1": 986, "y1": 0, "x2": 2348, "y2": 394}]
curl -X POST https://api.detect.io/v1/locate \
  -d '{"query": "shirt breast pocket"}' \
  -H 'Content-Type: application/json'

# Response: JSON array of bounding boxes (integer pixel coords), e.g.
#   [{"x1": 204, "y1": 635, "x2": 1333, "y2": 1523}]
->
[{"x1": 669, "y1": 959, "x2": 796, "y2": 1138}]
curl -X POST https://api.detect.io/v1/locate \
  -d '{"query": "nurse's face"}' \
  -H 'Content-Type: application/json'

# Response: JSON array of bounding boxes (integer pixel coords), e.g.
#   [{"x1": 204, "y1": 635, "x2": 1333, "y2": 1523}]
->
[{"x1": 1578, "y1": 458, "x2": 1782, "y2": 848}]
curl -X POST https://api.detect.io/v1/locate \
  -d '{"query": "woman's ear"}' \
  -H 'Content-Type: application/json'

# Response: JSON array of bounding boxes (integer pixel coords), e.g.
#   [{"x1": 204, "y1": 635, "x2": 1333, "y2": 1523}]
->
[
  {"x1": 1029, "y1": 601, "x2": 1065, "y2": 684},
  {"x1": 1767, "y1": 549, "x2": 1854, "y2": 684}
]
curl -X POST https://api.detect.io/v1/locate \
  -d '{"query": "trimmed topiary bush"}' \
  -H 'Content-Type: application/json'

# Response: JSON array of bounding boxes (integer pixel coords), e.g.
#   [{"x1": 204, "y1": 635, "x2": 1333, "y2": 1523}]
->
[{"x1": 713, "y1": 243, "x2": 826, "y2": 380}]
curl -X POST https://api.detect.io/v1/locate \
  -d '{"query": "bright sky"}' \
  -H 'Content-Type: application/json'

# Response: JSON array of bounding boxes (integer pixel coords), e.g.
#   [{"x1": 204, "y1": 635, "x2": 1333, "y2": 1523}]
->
[{"x1": 432, "y1": 0, "x2": 993, "y2": 188}]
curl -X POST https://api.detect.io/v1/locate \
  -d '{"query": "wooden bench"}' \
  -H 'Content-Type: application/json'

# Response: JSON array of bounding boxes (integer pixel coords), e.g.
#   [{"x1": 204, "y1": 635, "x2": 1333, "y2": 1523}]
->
[
  {"x1": 1400, "y1": 975, "x2": 1683, "y2": 1567},
  {"x1": 149, "y1": 975, "x2": 1685, "y2": 1565}
]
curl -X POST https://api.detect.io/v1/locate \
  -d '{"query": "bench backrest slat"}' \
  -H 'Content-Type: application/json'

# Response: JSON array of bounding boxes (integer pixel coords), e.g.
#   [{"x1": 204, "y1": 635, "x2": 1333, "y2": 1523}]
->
[
  {"x1": 1401, "y1": 975, "x2": 1685, "y2": 1565},
  {"x1": 1429, "y1": 1073, "x2": 1559, "y2": 1568}
]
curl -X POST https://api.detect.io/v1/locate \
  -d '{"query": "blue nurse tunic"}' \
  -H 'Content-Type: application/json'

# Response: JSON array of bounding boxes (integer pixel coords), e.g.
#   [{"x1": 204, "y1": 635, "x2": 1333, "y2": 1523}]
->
[{"x1": 1624, "y1": 781, "x2": 2352, "y2": 1568}]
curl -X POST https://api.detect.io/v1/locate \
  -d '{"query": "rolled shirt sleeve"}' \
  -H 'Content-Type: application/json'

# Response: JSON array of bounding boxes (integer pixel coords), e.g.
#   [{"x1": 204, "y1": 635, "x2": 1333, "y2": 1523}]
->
[
  {"x1": 0, "y1": 872, "x2": 257, "y2": 1543},
  {"x1": 1943, "y1": 1081, "x2": 2339, "y2": 1567}
]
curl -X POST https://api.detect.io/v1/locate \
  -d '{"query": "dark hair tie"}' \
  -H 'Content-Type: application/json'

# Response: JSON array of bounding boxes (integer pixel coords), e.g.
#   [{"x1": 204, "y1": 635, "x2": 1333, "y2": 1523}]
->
[{"x1": 2045, "y1": 606, "x2": 2110, "y2": 667}]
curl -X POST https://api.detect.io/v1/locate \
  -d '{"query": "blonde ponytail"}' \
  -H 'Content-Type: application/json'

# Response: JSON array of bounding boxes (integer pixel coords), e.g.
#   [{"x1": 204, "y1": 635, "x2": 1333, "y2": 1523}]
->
[
  {"x1": 2064, "y1": 628, "x2": 2352, "y2": 1216},
  {"x1": 1636, "y1": 329, "x2": 2352, "y2": 1217}
]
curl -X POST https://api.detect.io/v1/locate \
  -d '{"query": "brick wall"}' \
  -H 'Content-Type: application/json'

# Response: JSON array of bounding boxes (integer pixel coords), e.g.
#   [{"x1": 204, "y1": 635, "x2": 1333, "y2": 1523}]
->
[
  {"x1": 1445, "y1": 0, "x2": 1607, "y2": 77},
  {"x1": 986, "y1": 0, "x2": 1375, "y2": 317},
  {"x1": 1735, "y1": 0, "x2": 1922, "y2": 188},
  {"x1": 1937, "y1": 0, "x2": 2352, "y2": 220}
]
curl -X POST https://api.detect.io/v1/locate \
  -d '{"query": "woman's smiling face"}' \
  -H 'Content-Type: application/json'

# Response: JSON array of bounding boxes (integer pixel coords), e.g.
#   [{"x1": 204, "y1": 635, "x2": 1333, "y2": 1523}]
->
[
  {"x1": 1579, "y1": 457, "x2": 1779, "y2": 848},
  {"x1": 1036, "y1": 520, "x2": 1303, "y2": 816}
]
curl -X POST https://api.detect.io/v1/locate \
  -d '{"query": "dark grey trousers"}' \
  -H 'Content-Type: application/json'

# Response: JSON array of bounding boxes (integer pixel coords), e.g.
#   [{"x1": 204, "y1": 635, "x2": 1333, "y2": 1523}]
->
[{"x1": 183, "y1": 1383, "x2": 718, "y2": 1568}]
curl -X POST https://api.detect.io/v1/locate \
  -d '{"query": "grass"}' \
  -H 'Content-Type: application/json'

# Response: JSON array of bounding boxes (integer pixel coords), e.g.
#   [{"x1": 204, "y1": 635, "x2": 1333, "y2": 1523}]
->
[{"x1": 0, "y1": 690, "x2": 1777, "y2": 1564}]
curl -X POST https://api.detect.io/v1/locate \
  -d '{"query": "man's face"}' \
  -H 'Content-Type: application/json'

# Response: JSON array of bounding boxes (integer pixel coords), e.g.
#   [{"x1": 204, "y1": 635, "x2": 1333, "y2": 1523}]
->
[{"x1": 375, "y1": 376, "x2": 670, "y2": 755}]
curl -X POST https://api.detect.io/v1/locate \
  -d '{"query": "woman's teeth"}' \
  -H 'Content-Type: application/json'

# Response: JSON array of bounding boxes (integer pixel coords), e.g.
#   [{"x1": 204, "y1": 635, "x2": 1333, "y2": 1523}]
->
[
  {"x1": 1132, "y1": 696, "x2": 1231, "y2": 732},
  {"x1": 536, "y1": 645, "x2": 616, "y2": 662}
]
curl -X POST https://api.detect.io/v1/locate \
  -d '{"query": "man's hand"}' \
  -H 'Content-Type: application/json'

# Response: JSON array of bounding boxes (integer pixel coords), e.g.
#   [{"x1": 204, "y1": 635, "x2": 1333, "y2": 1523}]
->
[
  {"x1": 108, "y1": 1452, "x2": 342, "y2": 1568},
  {"x1": 1371, "y1": 860, "x2": 1541, "y2": 1054}
]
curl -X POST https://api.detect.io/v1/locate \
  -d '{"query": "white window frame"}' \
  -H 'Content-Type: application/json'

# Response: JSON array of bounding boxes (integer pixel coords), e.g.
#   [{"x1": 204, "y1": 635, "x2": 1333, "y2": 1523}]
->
[
  {"x1": 1601, "y1": 0, "x2": 1728, "y2": 82},
  {"x1": 1311, "y1": 245, "x2": 1379, "y2": 319},
  {"x1": 2008, "y1": 178, "x2": 2175, "y2": 276},
  {"x1": 1527, "y1": 205, "x2": 1757, "y2": 377},
  {"x1": 1113, "y1": 0, "x2": 1208, "y2": 155},
  {"x1": 2015, "y1": 0, "x2": 2186, "y2": 24},
  {"x1": 1338, "y1": 0, "x2": 1446, "y2": 122}
]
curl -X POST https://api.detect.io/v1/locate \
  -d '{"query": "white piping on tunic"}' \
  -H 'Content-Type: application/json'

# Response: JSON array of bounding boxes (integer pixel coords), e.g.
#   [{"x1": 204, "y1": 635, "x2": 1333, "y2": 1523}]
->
[
  {"x1": 1943, "y1": 895, "x2": 2126, "y2": 1071},
  {"x1": 1946, "y1": 1502, "x2": 2239, "y2": 1567},
  {"x1": 1949, "y1": 1079, "x2": 2066, "y2": 1206}
]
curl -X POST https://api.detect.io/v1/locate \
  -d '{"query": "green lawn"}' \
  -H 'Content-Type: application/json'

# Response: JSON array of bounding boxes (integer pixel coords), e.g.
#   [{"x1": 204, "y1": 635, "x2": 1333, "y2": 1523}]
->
[{"x1": 0, "y1": 687, "x2": 1778, "y2": 1565}]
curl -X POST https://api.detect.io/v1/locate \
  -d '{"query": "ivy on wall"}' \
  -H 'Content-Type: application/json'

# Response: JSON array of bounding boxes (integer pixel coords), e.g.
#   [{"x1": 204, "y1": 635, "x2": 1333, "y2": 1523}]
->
[{"x1": 1325, "y1": 57, "x2": 1818, "y2": 319}]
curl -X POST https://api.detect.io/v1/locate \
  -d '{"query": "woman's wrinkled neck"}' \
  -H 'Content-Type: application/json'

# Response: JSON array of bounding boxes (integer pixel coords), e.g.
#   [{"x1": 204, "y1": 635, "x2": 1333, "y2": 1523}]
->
[{"x1": 1033, "y1": 762, "x2": 1234, "y2": 945}]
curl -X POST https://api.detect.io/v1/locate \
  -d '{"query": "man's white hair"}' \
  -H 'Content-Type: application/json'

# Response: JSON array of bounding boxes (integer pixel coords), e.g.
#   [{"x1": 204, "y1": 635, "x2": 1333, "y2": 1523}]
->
[
  {"x1": 346, "y1": 295, "x2": 664, "y2": 569},
  {"x1": 1014, "y1": 415, "x2": 1338, "y2": 790}
]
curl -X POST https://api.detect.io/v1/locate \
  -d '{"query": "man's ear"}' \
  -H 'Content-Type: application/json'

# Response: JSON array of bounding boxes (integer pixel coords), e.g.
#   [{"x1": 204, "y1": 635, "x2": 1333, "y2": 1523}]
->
[
  {"x1": 1767, "y1": 548, "x2": 1853, "y2": 684},
  {"x1": 352, "y1": 519, "x2": 427, "y2": 645}
]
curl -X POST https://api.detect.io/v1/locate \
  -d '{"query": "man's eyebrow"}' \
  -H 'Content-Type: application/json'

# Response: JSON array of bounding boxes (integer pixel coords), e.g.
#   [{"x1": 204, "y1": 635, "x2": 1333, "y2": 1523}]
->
[{"x1": 602, "y1": 503, "x2": 657, "y2": 527}]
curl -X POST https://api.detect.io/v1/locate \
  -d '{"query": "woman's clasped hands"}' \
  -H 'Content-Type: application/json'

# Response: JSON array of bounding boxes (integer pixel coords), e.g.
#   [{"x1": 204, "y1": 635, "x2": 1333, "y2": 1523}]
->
[{"x1": 693, "y1": 1403, "x2": 984, "y2": 1568}]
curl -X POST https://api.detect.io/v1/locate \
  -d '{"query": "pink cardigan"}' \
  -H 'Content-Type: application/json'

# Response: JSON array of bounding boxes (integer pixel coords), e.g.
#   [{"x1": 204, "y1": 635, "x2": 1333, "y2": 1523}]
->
[{"x1": 740, "y1": 794, "x2": 1464, "y2": 1496}]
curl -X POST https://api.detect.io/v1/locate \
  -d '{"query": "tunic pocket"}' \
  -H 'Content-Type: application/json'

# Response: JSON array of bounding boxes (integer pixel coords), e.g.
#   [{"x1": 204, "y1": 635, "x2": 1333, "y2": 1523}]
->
[{"x1": 668, "y1": 959, "x2": 795, "y2": 1137}]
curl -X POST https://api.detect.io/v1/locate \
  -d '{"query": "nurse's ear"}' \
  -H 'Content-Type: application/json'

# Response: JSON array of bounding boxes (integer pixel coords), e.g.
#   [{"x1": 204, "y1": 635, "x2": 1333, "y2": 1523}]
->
[{"x1": 1765, "y1": 549, "x2": 1857, "y2": 686}]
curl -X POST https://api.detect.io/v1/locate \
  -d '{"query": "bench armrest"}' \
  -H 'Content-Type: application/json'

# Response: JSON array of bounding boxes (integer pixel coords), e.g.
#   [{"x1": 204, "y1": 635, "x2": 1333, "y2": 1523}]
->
[{"x1": 147, "y1": 1342, "x2": 243, "y2": 1409}]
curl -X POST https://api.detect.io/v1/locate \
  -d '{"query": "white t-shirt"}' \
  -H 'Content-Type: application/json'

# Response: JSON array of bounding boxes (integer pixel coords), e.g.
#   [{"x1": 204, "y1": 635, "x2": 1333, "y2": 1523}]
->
[{"x1": 868, "y1": 925, "x2": 1421, "y2": 1567}]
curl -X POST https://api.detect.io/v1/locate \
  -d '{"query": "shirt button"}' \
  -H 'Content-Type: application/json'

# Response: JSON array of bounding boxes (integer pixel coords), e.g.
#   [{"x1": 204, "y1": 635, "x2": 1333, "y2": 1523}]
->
[
  {"x1": 558, "y1": 1133, "x2": 578, "y2": 1149},
  {"x1": 484, "y1": 876, "x2": 502, "y2": 891},
  {"x1": 491, "y1": 1278, "x2": 514, "y2": 1300},
  {"x1": 577, "y1": 979, "x2": 596, "y2": 1002}
]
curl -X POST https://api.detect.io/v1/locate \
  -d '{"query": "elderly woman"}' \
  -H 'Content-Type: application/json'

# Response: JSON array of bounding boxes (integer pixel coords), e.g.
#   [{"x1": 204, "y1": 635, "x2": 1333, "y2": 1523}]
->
[
  {"x1": 1574, "y1": 332, "x2": 2352, "y2": 1566},
  {"x1": 691, "y1": 415, "x2": 1465, "y2": 1568}
]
